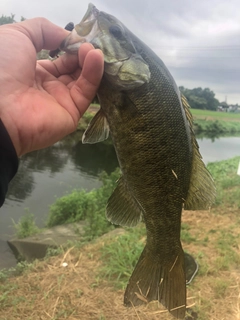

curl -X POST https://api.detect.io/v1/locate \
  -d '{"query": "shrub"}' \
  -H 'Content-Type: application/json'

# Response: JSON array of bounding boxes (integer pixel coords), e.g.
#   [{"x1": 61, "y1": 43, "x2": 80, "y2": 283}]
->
[
  {"x1": 12, "y1": 210, "x2": 40, "y2": 239},
  {"x1": 46, "y1": 168, "x2": 121, "y2": 239}
]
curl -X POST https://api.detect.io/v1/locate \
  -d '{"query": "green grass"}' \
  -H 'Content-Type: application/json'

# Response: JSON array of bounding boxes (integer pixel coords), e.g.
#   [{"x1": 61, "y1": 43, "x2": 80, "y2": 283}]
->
[
  {"x1": 99, "y1": 226, "x2": 145, "y2": 289},
  {"x1": 207, "y1": 156, "x2": 240, "y2": 207},
  {"x1": 213, "y1": 279, "x2": 230, "y2": 299},
  {"x1": 181, "y1": 223, "x2": 197, "y2": 243},
  {"x1": 214, "y1": 229, "x2": 240, "y2": 271},
  {"x1": 191, "y1": 108, "x2": 240, "y2": 120},
  {"x1": 194, "y1": 118, "x2": 240, "y2": 134},
  {"x1": 195, "y1": 252, "x2": 210, "y2": 277},
  {"x1": 189, "y1": 109, "x2": 240, "y2": 134}
]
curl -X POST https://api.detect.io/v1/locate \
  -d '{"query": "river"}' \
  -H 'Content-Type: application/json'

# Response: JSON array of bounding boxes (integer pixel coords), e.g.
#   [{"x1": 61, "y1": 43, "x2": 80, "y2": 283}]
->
[{"x1": 0, "y1": 133, "x2": 240, "y2": 269}]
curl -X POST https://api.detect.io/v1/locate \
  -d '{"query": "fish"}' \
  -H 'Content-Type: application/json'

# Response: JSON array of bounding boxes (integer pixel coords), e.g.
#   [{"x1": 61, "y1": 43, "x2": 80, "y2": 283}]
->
[
  {"x1": 59, "y1": 4, "x2": 216, "y2": 319},
  {"x1": 49, "y1": 22, "x2": 74, "y2": 58}
]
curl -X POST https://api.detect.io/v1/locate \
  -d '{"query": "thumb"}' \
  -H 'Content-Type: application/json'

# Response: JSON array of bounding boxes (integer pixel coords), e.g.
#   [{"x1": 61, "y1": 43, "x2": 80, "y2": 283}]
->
[{"x1": 70, "y1": 46, "x2": 104, "y2": 117}]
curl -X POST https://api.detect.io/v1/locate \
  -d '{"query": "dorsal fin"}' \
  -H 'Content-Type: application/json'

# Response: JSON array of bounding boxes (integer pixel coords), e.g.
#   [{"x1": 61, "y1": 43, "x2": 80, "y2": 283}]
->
[{"x1": 181, "y1": 94, "x2": 216, "y2": 210}]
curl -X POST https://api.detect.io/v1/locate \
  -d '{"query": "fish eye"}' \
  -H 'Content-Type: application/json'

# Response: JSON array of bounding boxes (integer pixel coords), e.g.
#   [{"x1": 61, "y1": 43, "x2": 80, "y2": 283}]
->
[{"x1": 109, "y1": 25, "x2": 123, "y2": 39}]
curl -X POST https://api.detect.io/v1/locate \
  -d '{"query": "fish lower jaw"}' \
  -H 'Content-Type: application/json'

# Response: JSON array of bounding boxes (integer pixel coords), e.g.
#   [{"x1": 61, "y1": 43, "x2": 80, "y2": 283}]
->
[{"x1": 60, "y1": 29, "x2": 86, "y2": 53}]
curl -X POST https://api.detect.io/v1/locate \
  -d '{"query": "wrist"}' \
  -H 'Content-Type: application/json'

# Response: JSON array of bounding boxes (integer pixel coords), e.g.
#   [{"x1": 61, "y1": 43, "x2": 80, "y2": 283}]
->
[
  {"x1": 0, "y1": 115, "x2": 21, "y2": 156},
  {"x1": 0, "y1": 119, "x2": 19, "y2": 206}
]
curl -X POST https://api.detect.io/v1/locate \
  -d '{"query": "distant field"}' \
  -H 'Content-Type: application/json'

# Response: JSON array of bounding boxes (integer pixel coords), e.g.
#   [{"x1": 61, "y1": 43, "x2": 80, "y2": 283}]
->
[{"x1": 191, "y1": 109, "x2": 240, "y2": 122}]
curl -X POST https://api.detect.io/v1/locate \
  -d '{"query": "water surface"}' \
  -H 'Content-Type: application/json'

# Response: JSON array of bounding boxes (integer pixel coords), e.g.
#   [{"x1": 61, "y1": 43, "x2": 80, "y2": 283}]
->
[{"x1": 197, "y1": 136, "x2": 240, "y2": 164}]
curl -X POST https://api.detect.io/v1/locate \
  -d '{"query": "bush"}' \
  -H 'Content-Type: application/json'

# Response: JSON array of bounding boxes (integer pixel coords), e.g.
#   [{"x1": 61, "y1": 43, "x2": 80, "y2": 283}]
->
[
  {"x1": 46, "y1": 168, "x2": 121, "y2": 239},
  {"x1": 13, "y1": 210, "x2": 40, "y2": 239},
  {"x1": 47, "y1": 190, "x2": 93, "y2": 227}
]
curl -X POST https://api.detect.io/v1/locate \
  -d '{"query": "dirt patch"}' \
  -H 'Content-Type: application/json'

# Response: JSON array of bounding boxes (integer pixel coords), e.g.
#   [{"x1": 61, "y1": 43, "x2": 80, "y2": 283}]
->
[{"x1": 1, "y1": 208, "x2": 240, "y2": 319}]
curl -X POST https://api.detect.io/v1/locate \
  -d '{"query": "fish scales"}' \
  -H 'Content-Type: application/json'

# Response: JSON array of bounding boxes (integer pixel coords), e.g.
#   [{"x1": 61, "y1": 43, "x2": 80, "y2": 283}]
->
[
  {"x1": 98, "y1": 70, "x2": 191, "y2": 247},
  {"x1": 59, "y1": 4, "x2": 216, "y2": 319}
]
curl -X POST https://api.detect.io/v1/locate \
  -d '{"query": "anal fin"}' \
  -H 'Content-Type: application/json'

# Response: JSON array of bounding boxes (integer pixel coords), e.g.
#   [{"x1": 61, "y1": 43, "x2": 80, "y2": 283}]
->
[{"x1": 106, "y1": 176, "x2": 142, "y2": 227}]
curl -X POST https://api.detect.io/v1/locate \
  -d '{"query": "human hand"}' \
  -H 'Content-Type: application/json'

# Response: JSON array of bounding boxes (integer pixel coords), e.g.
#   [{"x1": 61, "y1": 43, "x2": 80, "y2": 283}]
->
[{"x1": 0, "y1": 18, "x2": 104, "y2": 156}]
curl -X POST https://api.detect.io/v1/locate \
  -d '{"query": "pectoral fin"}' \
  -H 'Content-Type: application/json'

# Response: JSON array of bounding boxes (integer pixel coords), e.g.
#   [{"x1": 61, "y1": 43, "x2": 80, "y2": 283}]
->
[
  {"x1": 106, "y1": 176, "x2": 142, "y2": 227},
  {"x1": 82, "y1": 108, "x2": 109, "y2": 144}
]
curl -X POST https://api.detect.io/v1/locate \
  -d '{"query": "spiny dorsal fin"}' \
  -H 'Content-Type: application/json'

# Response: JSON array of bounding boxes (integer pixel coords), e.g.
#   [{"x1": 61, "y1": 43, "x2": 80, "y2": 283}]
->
[
  {"x1": 82, "y1": 108, "x2": 109, "y2": 144},
  {"x1": 181, "y1": 94, "x2": 216, "y2": 210},
  {"x1": 106, "y1": 176, "x2": 143, "y2": 227}
]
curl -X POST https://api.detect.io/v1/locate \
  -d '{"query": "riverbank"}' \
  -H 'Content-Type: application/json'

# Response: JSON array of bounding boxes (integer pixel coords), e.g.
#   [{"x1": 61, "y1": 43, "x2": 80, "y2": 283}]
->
[
  {"x1": 80, "y1": 105, "x2": 240, "y2": 136},
  {"x1": 191, "y1": 108, "x2": 240, "y2": 122},
  {"x1": 191, "y1": 108, "x2": 240, "y2": 134},
  {"x1": 1, "y1": 156, "x2": 240, "y2": 319}
]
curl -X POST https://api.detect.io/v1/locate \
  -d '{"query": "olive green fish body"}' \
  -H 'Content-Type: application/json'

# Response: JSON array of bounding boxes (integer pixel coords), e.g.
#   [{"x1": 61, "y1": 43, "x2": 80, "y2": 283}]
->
[
  {"x1": 60, "y1": 4, "x2": 216, "y2": 318},
  {"x1": 97, "y1": 53, "x2": 189, "y2": 318},
  {"x1": 98, "y1": 43, "x2": 191, "y2": 256}
]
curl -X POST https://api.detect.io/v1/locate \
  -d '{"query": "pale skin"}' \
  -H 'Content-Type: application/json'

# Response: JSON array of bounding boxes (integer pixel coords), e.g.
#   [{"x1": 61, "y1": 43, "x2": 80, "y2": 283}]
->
[{"x1": 0, "y1": 18, "x2": 104, "y2": 156}]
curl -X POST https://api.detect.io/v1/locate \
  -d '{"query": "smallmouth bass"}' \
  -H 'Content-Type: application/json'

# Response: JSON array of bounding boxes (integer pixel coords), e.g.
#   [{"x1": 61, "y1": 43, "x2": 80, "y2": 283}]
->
[{"x1": 59, "y1": 4, "x2": 216, "y2": 319}]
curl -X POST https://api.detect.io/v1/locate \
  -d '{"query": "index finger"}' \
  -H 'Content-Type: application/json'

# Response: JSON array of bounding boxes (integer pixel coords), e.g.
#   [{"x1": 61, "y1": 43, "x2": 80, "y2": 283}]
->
[{"x1": 70, "y1": 48, "x2": 104, "y2": 117}]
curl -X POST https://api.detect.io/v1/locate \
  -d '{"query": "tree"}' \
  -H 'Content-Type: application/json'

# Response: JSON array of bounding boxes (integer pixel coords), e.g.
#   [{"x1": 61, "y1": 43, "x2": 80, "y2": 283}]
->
[
  {"x1": 0, "y1": 13, "x2": 16, "y2": 25},
  {"x1": 201, "y1": 88, "x2": 219, "y2": 111},
  {"x1": 179, "y1": 86, "x2": 220, "y2": 111},
  {"x1": 0, "y1": 14, "x2": 25, "y2": 25},
  {"x1": 188, "y1": 95, "x2": 207, "y2": 109}
]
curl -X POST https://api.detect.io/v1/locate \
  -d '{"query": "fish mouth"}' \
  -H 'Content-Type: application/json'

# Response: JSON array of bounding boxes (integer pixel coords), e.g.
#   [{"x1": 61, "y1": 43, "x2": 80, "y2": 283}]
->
[{"x1": 60, "y1": 3, "x2": 99, "y2": 53}]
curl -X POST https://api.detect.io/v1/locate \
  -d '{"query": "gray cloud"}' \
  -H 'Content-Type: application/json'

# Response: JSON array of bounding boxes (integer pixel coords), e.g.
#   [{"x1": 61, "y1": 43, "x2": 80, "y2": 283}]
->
[{"x1": 1, "y1": 0, "x2": 240, "y2": 103}]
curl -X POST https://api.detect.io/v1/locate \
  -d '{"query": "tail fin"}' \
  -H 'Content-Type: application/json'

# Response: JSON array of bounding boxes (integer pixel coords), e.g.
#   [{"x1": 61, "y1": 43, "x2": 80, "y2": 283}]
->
[{"x1": 124, "y1": 246, "x2": 186, "y2": 319}]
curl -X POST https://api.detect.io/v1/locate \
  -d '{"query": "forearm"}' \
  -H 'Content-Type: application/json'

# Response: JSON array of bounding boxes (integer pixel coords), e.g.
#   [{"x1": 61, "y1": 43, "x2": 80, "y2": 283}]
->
[{"x1": 0, "y1": 119, "x2": 18, "y2": 207}]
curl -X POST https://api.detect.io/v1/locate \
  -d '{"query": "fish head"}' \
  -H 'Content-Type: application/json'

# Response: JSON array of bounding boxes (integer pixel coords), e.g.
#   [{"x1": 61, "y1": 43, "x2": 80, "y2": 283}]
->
[{"x1": 60, "y1": 3, "x2": 150, "y2": 89}]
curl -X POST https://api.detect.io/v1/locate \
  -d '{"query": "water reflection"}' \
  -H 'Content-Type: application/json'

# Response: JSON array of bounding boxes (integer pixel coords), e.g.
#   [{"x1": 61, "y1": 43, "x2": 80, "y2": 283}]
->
[
  {"x1": 7, "y1": 161, "x2": 34, "y2": 202},
  {"x1": 24, "y1": 147, "x2": 69, "y2": 173},
  {"x1": 73, "y1": 141, "x2": 118, "y2": 176},
  {"x1": 7, "y1": 136, "x2": 118, "y2": 203},
  {"x1": 196, "y1": 135, "x2": 240, "y2": 164}
]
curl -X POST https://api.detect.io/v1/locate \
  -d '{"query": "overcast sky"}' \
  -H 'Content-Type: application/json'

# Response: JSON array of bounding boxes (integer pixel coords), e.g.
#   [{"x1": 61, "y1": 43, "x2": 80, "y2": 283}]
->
[{"x1": 2, "y1": 0, "x2": 240, "y2": 104}]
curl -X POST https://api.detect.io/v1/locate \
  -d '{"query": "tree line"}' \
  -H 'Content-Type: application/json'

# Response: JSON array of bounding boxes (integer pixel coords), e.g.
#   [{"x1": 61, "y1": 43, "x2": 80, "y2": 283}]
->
[
  {"x1": 0, "y1": 14, "x2": 25, "y2": 25},
  {"x1": 179, "y1": 86, "x2": 220, "y2": 111}
]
